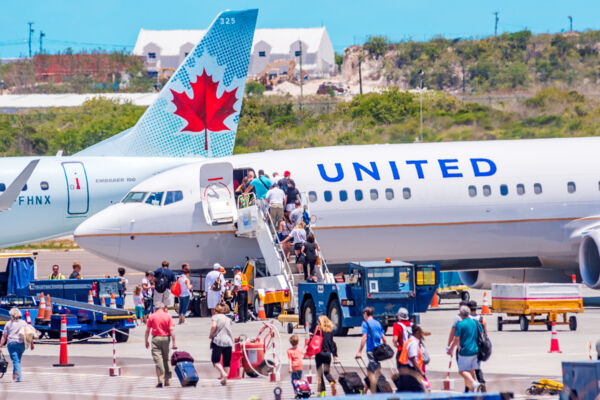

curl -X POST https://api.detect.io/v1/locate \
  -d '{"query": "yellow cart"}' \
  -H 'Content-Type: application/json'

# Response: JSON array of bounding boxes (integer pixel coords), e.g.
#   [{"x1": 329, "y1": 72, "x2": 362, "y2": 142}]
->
[{"x1": 492, "y1": 283, "x2": 583, "y2": 332}]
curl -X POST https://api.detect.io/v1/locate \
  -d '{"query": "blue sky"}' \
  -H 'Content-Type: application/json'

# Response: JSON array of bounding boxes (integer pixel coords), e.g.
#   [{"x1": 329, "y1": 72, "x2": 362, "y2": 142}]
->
[{"x1": 1, "y1": 0, "x2": 599, "y2": 58}]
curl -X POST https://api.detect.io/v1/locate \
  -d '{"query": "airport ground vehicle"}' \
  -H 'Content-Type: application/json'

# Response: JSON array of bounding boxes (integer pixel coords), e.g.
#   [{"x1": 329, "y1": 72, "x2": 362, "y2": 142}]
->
[
  {"x1": 492, "y1": 283, "x2": 582, "y2": 331},
  {"x1": 0, "y1": 253, "x2": 135, "y2": 341},
  {"x1": 437, "y1": 271, "x2": 470, "y2": 304},
  {"x1": 296, "y1": 260, "x2": 439, "y2": 335}
]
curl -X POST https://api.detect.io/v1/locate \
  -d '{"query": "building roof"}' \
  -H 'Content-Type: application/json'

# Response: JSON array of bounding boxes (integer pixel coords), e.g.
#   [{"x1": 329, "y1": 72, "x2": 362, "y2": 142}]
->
[{"x1": 133, "y1": 27, "x2": 328, "y2": 56}]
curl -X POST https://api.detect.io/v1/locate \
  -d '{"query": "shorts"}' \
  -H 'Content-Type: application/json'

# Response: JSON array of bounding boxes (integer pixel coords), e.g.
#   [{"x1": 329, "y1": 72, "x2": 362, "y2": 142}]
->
[
  {"x1": 286, "y1": 203, "x2": 296, "y2": 212},
  {"x1": 211, "y1": 342, "x2": 232, "y2": 367},
  {"x1": 143, "y1": 297, "x2": 154, "y2": 315},
  {"x1": 154, "y1": 289, "x2": 172, "y2": 308},
  {"x1": 135, "y1": 305, "x2": 144, "y2": 319},
  {"x1": 457, "y1": 354, "x2": 479, "y2": 372},
  {"x1": 294, "y1": 242, "x2": 303, "y2": 251},
  {"x1": 366, "y1": 351, "x2": 380, "y2": 372}
]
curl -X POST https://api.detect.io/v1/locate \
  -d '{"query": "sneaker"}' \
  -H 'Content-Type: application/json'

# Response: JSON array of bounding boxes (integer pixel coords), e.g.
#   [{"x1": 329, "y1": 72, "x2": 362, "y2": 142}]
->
[
  {"x1": 330, "y1": 382, "x2": 337, "y2": 396},
  {"x1": 156, "y1": 383, "x2": 163, "y2": 388},
  {"x1": 221, "y1": 377, "x2": 227, "y2": 386},
  {"x1": 164, "y1": 380, "x2": 170, "y2": 387},
  {"x1": 318, "y1": 392, "x2": 325, "y2": 398},
  {"x1": 473, "y1": 382, "x2": 481, "y2": 392}
]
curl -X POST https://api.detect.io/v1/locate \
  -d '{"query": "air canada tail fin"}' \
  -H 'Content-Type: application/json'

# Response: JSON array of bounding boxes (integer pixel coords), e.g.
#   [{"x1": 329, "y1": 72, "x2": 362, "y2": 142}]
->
[{"x1": 77, "y1": 9, "x2": 258, "y2": 158}]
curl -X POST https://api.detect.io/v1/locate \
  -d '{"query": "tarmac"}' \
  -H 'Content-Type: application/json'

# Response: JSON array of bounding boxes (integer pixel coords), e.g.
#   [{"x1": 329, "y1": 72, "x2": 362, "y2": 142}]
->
[{"x1": 0, "y1": 249, "x2": 597, "y2": 399}]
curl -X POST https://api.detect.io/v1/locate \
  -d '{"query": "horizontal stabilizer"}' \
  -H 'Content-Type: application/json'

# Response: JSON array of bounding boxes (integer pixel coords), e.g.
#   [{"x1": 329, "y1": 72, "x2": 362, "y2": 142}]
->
[
  {"x1": 0, "y1": 160, "x2": 39, "y2": 211},
  {"x1": 76, "y1": 9, "x2": 258, "y2": 158}
]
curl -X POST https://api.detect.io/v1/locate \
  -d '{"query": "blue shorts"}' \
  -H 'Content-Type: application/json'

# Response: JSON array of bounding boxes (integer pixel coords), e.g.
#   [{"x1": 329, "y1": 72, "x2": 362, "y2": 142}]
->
[{"x1": 457, "y1": 354, "x2": 478, "y2": 371}]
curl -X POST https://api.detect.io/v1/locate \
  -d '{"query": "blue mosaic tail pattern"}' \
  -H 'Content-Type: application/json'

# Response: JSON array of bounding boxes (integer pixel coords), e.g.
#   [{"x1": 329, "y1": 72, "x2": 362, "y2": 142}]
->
[{"x1": 77, "y1": 9, "x2": 258, "y2": 158}]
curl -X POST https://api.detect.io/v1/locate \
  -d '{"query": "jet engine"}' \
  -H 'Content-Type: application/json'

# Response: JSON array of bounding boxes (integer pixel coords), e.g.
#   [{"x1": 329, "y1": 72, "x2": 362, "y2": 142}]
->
[
  {"x1": 458, "y1": 268, "x2": 575, "y2": 290},
  {"x1": 579, "y1": 231, "x2": 600, "y2": 289}
]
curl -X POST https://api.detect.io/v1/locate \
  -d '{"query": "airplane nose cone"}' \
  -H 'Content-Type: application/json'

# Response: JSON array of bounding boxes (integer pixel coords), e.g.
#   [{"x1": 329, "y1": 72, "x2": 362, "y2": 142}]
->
[{"x1": 74, "y1": 206, "x2": 121, "y2": 261}]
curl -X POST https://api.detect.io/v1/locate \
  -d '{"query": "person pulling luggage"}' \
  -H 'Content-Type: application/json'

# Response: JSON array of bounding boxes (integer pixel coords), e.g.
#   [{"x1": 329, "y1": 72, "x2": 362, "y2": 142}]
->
[{"x1": 145, "y1": 302, "x2": 177, "y2": 388}]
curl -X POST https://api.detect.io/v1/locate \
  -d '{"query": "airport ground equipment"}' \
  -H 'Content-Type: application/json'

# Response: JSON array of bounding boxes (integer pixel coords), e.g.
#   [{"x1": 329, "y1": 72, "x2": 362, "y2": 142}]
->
[
  {"x1": 297, "y1": 260, "x2": 439, "y2": 335},
  {"x1": 0, "y1": 253, "x2": 134, "y2": 341},
  {"x1": 562, "y1": 360, "x2": 600, "y2": 400},
  {"x1": 492, "y1": 283, "x2": 582, "y2": 332},
  {"x1": 316, "y1": 393, "x2": 513, "y2": 400},
  {"x1": 437, "y1": 271, "x2": 470, "y2": 304},
  {"x1": 526, "y1": 379, "x2": 563, "y2": 396}
]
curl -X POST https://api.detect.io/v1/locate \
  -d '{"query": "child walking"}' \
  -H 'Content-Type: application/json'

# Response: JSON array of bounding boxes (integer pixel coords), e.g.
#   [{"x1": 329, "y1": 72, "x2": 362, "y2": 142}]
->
[
  {"x1": 287, "y1": 334, "x2": 304, "y2": 389},
  {"x1": 133, "y1": 285, "x2": 144, "y2": 325}
]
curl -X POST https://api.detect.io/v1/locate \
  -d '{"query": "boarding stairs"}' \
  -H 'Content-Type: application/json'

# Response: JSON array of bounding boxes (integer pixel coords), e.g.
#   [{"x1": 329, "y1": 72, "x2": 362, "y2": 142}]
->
[{"x1": 235, "y1": 194, "x2": 333, "y2": 313}]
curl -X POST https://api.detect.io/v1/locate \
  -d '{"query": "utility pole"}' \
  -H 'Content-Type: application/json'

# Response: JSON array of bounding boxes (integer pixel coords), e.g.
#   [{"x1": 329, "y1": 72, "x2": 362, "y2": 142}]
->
[
  {"x1": 39, "y1": 31, "x2": 45, "y2": 55},
  {"x1": 298, "y1": 41, "x2": 303, "y2": 99},
  {"x1": 493, "y1": 12, "x2": 499, "y2": 37},
  {"x1": 568, "y1": 16, "x2": 573, "y2": 32},
  {"x1": 27, "y1": 22, "x2": 34, "y2": 58},
  {"x1": 419, "y1": 69, "x2": 424, "y2": 142}
]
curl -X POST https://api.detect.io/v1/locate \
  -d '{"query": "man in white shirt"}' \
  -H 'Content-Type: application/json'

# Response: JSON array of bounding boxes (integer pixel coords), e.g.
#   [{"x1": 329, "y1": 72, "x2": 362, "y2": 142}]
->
[
  {"x1": 266, "y1": 184, "x2": 285, "y2": 228},
  {"x1": 204, "y1": 263, "x2": 226, "y2": 315}
]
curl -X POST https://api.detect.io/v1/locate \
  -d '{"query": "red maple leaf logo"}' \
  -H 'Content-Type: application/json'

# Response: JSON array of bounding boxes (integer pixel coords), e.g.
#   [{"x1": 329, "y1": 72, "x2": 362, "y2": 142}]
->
[{"x1": 170, "y1": 69, "x2": 238, "y2": 150}]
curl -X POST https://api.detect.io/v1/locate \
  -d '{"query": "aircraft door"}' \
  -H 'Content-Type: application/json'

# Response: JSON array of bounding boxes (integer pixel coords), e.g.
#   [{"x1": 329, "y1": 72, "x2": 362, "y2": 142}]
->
[
  {"x1": 200, "y1": 162, "x2": 236, "y2": 225},
  {"x1": 62, "y1": 162, "x2": 89, "y2": 214}
]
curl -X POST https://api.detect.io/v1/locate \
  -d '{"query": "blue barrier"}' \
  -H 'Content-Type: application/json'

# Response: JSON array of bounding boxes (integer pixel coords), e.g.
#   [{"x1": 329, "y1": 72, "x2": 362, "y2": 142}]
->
[{"x1": 323, "y1": 392, "x2": 511, "y2": 400}]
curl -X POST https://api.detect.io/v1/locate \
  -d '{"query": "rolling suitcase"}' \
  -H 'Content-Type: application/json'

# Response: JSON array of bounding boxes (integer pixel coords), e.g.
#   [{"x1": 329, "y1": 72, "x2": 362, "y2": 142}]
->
[
  {"x1": 293, "y1": 379, "x2": 312, "y2": 399},
  {"x1": 174, "y1": 361, "x2": 199, "y2": 387},
  {"x1": 356, "y1": 357, "x2": 393, "y2": 393},
  {"x1": 333, "y1": 361, "x2": 364, "y2": 394}
]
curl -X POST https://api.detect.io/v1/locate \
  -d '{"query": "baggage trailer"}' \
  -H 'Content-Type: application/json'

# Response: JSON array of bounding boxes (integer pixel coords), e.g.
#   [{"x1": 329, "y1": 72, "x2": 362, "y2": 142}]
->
[
  {"x1": 437, "y1": 271, "x2": 470, "y2": 304},
  {"x1": 295, "y1": 260, "x2": 439, "y2": 336},
  {"x1": 492, "y1": 283, "x2": 583, "y2": 331}
]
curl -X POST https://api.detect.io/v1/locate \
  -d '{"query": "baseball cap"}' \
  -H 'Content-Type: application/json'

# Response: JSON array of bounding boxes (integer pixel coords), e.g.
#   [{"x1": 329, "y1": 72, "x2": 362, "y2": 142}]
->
[
  {"x1": 213, "y1": 263, "x2": 222, "y2": 270},
  {"x1": 233, "y1": 265, "x2": 241, "y2": 271},
  {"x1": 397, "y1": 307, "x2": 409, "y2": 320},
  {"x1": 284, "y1": 171, "x2": 291, "y2": 177}
]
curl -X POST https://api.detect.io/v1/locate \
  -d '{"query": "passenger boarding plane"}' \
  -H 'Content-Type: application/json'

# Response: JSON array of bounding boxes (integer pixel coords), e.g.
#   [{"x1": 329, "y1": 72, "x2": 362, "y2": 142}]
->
[
  {"x1": 0, "y1": 9, "x2": 257, "y2": 247},
  {"x1": 75, "y1": 137, "x2": 600, "y2": 289}
]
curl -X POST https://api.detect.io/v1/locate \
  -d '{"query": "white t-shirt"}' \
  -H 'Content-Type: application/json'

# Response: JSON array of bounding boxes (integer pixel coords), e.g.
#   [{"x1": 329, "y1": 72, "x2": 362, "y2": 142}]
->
[
  {"x1": 266, "y1": 187, "x2": 285, "y2": 205},
  {"x1": 406, "y1": 338, "x2": 420, "y2": 367},
  {"x1": 233, "y1": 273, "x2": 242, "y2": 289},
  {"x1": 289, "y1": 228, "x2": 306, "y2": 243},
  {"x1": 290, "y1": 207, "x2": 303, "y2": 225},
  {"x1": 142, "y1": 278, "x2": 153, "y2": 298}
]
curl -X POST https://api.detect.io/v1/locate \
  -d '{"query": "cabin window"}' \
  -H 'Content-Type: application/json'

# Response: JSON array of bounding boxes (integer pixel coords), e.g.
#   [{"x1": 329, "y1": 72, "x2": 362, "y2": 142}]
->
[
  {"x1": 534, "y1": 183, "x2": 542, "y2": 194},
  {"x1": 403, "y1": 187, "x2": 411, "y2": 199},
  {"x1": 500, "y1": 184, "x2": 508, "y2": 196},
  {"x1": 145, "y1": 192, "x2": 164, "y2": 206},
  {"x1": 308, "y1": 191, "x2": 317, "y2": 202},
  {"x1": 483, "y1": 185, "x2": 491, "y2": 197},
  {"x1": 385, "y1": 188, "x2": 394, "y2": 200},
  {"x1": 122, "y1": 192, "x2": 147, "y2": 203},
  {"x1": 0, "y1": 183, "x2": 5, "y2": 192},
  {"x1": 339, "y1": 190, "x2": 348, "y2": 202},
  {"x1": 567, "y1": 181, "x2": 576, "y2": 193},
  {"x1": 164, "y1": 190, "x2": 183, "y2": 205},
  {"x1": 468, "y1": 185, "x2": 477, "y2": 197},
  {"x1": 516, "y1": 184, "x2": 525, "y2": 195},
  {"x1": 370, "y1": 189, "x2": 378, "y2": 200},
  {"x1": 354, "y1": 189, "x2": 363, "y2": 201},
  {"x1": 40, "y1": 181, "x2": 49, "y2": 191},
  {"x1": 324, "y1": 190, "x2": 332, "y2": 202}
]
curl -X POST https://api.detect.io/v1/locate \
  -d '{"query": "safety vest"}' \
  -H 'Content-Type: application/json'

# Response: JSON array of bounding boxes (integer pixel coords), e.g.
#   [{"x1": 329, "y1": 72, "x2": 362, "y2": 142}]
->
[
  {"x1": 398, "y1": 337, "x2": 423, "y2": 370},
  {"x1": 49, "y1": 273, "x2": 65, "y2": 280},
  {"x1": 240, "y1": 273, "x2": 249, "y2": 291}
]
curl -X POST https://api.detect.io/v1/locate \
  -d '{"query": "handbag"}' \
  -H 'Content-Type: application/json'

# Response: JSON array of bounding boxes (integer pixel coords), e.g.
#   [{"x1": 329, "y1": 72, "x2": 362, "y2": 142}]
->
[
  {"x1": 171, "y1": 278, "x2": 181, "y2": 298},
  {"x1": 364, "y1": 319, "x2": 394, "y2": 361},
  {"x1": 305, "y1": 327, "x2": 323, "y2": 357},
  {"x1": 0, "y1": 352, "x2": 7, "y2": 378},
  {"x1": 211, "y1": 274, "x2": 222, "y2": 292}
]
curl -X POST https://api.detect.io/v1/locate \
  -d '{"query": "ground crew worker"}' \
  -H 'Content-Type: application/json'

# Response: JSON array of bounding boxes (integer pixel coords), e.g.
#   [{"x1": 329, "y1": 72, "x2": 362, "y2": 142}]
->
[
  {"x1": 233, "y1": 265, "x2": 249, "y2": 323},
  {"x1": 397, "y1": 325, "x2": 427, "y2": 391},
  {"x1": 48, "y1": 265, "x2": 65, "y2": 280},
  {"x1": 69, "y1": 262, "x2": 82, "y2": 279}
]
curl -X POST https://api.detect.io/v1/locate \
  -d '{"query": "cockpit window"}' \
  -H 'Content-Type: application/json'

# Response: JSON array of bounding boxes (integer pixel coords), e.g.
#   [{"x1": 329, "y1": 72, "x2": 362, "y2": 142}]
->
[
  {"x1": 122, "y1": 192, "x2": 147, "y2": 203},
  {"x1": 164, "y1": 191, "x2": 183, "y2": 205},
  {"x1": 145, "y1": 192, "x2": 164, "y2": 206}
]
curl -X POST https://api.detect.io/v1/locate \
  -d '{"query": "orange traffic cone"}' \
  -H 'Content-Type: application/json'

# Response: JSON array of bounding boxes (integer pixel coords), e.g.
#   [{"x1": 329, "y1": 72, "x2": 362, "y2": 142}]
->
[
  {"x1": 53, "y1": 315, "x2": 74, "y2": 367},
  {"x1": 88, "y1": 290, "x2": 94, "y2": 305},
  {"x1": 481, "y1": 291, "x2": 491, "y2": 315},
  {"x1": 101, "y1": 297, "x2": 106, "y2": 307},
  {"x1": 25, "y1": 310, "x2": 32, "y2": 325},
  {"x1": 549, "y1": 322, "x2": 562, "y2": 353},
  {"x1": 37, "y1": 292, "x2": 46, "y2": 321},
  {"x1": 109, "y1": 293, "x2": 116, "y2": 309},
  {"x1": 430, "y1": 290, "x2": 439, "y2": 309},
  {"x1": 44, "y1": 294, "x2": 52, "y2": 321},
  {"x1": 257, "y1": 296, "x2": 266, "y2": 321}
]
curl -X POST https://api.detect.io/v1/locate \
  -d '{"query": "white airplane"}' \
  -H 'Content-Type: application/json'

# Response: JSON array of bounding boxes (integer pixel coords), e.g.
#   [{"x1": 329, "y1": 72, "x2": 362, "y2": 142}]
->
[
  {"x1": 75, "y1": 136, "x2": 600, "y2": 289},
  {"x1": 0, "y1": 9, "x2": 257, "y2": 247}
]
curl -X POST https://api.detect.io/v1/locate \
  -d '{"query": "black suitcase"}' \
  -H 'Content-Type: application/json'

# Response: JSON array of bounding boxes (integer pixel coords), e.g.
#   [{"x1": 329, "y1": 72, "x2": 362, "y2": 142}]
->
[
  {"x1": 356, "y1": 357, "x2": 393, "y2": 393},
  {"x1": 333, "y1": 361, "x2": 363, "y2": 394}
]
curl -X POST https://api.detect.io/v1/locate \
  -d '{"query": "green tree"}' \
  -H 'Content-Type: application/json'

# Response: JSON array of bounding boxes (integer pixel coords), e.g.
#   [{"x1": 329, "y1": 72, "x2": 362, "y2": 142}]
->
[{"x1": 363, "y1": 36, "x2": 388, "y2": 59}]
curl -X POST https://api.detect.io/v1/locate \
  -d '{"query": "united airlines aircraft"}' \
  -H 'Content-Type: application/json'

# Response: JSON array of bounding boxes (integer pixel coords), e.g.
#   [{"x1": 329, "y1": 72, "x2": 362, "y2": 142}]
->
[
  {"x1": 74, "y1": 137, "x2": 600, "y2": 289},
  {"x1": 0, "y1": 9, "x2": 257, "y2": 247}
]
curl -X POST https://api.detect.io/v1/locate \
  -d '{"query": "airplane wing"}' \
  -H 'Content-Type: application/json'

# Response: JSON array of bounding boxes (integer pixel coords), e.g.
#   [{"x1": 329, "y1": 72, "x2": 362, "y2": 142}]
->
[{"x1": 0, "y1": 159, "x2": 40, "y2": 211}]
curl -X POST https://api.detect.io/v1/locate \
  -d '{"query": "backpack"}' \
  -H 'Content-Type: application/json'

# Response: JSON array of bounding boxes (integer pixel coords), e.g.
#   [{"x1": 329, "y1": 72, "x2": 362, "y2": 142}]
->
[
  {"x1": 302, "y1": 211, "x2": 310, "y2": 225},
  {"x1": 155, "y1": 269, "x2": 170, "y2": 293},
  {"x1": 210, "y1": 274, "x2": 223, "y2": 292},
  {"x1": 476, "y1": 321, "x2": 492, "y2": 361}
]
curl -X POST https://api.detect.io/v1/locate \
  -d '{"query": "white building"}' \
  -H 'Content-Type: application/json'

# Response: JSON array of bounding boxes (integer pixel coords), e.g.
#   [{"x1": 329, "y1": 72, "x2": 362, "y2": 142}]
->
[{"x1": 133, "y1": 27, "x2": 336, "y2": 79}]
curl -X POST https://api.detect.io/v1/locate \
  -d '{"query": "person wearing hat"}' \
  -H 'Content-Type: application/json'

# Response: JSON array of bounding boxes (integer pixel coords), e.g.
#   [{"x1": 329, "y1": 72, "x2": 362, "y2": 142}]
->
[
  {"x1": 397, "y1": 325, "x2": 428, "y2": 392},
  {"x1": 393, "y1": 308, "x2": 413, "y2": 370},
  {"x1": 205, "y1": 263, "x2": 226, "y2": 315},
  {"x1": 232, "y1": 265, "x2": 249, "y2": 323}
]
